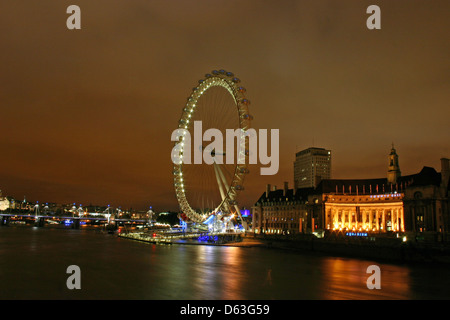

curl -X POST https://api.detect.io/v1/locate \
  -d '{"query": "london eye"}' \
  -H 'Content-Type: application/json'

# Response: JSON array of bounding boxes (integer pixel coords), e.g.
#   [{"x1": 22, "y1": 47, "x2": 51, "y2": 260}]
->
[{"x1": 173, "y1": 69, "x2": 252, "y2": 231}]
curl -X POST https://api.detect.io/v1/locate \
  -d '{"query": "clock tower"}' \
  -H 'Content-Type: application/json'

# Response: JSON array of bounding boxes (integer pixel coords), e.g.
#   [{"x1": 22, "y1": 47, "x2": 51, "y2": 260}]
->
[{"x1": 387, "y1": 144, "x2": 401, "y2": 184}]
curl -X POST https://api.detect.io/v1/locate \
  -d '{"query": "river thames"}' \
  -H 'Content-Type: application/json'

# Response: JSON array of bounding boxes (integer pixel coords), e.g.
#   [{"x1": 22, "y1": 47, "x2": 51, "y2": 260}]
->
[{"x1": 1, "y1": 225, "x2": 450, "y2": 300}]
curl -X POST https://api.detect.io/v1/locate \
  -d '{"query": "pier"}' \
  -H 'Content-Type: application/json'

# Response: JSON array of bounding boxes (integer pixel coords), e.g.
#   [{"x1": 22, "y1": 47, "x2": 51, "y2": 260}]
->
[{"x1": 117, "y1": 229, "x2": 253, "y2": 246}]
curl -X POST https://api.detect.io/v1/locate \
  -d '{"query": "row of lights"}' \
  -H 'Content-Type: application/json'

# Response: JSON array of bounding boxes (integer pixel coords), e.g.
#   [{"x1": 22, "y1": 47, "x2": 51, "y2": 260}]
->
[
  {"x1": 369, "y1": 193, "x2": 403, "y2": 198},
  {"x1": 331, "y1": 225, "x2": 403, "y2": 232}
]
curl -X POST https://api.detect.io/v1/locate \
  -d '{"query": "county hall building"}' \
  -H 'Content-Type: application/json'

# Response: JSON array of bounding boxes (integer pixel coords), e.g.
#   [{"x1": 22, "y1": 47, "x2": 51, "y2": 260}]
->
[{"x1": 252, "y1": 146, "x2": 450, "y2": 239}]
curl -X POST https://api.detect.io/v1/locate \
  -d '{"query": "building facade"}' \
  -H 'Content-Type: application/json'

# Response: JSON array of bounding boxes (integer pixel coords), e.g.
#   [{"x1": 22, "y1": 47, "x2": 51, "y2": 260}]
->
[
  {"x1": 324, "y1": 193, "x2": 405, "y2": 232},
  {"x1": 251, "y1": 183, "x2": 314, "y2": 235}
]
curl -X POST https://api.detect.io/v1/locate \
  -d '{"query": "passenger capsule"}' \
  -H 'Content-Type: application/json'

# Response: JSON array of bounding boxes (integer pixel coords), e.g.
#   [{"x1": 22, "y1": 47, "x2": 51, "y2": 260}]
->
[
  {"x1": 226, "y1": 72, "x2": 234, "y2": 77},
  {"x1": 205, "y1": 73, "x2": 212, "y2": 78},
  {"x1": 232, "y1": 77, "x2": 240, "y2": 83},
  {"x1": 238, "y1": 86, "x2": 246, "y2": 93},
  {"x1": 212, "y1": 70, "x2": 219, "y2": 75},
  {"x1": 239, "y1": 168, "x2": 250, "y2": 174},
  {"x1": 240, "y1": 98, "x2": 250, "y2": 105}
]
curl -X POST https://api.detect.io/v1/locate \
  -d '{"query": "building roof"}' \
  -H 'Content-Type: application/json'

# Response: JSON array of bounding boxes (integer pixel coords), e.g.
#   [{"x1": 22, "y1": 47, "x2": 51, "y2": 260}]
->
[
  {"x1": 255, "y1": 187, "x2": 315, "y2": 205},
  {"x1": 315, "y1": 166, "x2": 443, "y2": 194},
  {"x1": 254, "y1": 166, "x2": 448, "y2": 206},
  {"x1": 295, "y1": 147, "x2": 330, "y2": 157},
  {"x1": 406, "y1": 166, "x2": 442, "y2": 187}
]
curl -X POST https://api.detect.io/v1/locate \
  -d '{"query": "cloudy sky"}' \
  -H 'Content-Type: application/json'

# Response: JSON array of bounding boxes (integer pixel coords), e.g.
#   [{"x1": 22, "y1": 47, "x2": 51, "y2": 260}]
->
[{"x1": 1, "y1": 0, "x2": 449, "y2": 211}]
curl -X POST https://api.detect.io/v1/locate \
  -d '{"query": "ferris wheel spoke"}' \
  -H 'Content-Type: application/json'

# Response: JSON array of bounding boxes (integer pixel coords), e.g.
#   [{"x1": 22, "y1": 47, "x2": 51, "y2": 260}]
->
[{"x1": 213, "y1": 163, "x2": 228, "y2": 211}]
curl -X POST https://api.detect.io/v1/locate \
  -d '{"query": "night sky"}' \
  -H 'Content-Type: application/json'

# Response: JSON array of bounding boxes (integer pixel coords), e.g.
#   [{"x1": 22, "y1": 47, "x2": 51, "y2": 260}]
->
[{"x1": 1, "y1": 1, "x2": 449, "y2": 211}]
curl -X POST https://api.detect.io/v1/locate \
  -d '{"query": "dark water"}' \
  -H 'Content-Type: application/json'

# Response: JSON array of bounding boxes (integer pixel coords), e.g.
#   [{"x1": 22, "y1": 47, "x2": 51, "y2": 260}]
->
[{"x1": 1, "y1": 226, "x2": 450, "y2": 300}]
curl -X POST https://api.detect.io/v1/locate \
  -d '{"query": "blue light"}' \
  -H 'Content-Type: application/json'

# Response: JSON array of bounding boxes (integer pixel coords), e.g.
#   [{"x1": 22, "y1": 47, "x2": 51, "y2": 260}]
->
[
  {"x1": 346, "y1": 232, "x2": 368, "y2": 237},
  {"x1": 241, "y1": 209, "x2": 250, "y2": 217},
  {"x1": 203, "y1": 214, "x2": 215, "y2": 225},
  {"x1": 197, "y1": 235, "x2": 219, "y2": 242}
]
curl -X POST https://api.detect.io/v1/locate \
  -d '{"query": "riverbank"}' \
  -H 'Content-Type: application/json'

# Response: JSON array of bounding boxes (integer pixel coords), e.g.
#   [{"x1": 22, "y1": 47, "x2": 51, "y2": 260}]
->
[
  {"x1": 117, "y1": 231, "x2": 450, "y2": 265},
  {"x1": 251, "y1": 234, "x2": 450, "y2": 265}
]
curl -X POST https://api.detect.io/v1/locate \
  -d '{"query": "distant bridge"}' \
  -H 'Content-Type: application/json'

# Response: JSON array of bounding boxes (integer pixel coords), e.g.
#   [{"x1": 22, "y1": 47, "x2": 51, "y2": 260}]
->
[{"x1": 0, "y1": 213, "x2": 148, "y2": 228}]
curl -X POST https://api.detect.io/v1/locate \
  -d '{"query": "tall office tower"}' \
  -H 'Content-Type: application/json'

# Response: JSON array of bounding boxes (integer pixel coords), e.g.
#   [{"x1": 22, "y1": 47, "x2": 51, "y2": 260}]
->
[{"x1": 294, "y1": 147, "x2": 331, "y2": 189}]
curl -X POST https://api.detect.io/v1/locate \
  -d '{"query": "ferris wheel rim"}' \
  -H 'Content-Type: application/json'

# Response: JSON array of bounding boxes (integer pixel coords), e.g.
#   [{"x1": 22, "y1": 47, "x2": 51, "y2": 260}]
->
[{"x1": 173, "y1": 69, "x2": 252, "y2": 223}]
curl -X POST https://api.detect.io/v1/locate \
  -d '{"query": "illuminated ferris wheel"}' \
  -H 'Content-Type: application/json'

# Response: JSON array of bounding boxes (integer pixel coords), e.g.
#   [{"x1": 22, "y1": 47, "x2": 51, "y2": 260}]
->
[{"x1": 173, "y1": 69, "x2": 252, "y2": 228}]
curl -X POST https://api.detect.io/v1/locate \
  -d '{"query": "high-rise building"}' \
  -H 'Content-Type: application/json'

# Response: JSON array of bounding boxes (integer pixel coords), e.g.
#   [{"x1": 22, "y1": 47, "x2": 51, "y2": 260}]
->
[{"x1": 294, "y1": 147, "x2": 331, "y2": 189}]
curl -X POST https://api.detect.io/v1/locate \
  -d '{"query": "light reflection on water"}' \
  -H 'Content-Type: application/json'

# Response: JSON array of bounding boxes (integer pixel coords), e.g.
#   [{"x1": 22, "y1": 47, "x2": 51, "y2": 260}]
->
[
  {"x1": 319, "y1": 257, "x2": 411, "y2": 300},
  {"x1": 1, "y1": 226, "x2": 450, "y2": 300}
]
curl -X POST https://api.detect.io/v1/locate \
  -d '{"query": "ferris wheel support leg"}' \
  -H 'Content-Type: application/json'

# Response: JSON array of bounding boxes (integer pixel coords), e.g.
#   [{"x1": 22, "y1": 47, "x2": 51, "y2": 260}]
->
[
  {"x1": 215, "y1": 162, "x2": 235, "y2": 214},
  {"x1": 215, "y1": 163, "x2": 246, "y2": 231}
]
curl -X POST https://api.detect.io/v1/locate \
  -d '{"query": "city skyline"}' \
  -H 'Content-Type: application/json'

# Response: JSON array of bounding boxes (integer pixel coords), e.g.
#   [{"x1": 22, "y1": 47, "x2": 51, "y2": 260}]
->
[{"x1": 1, "y1": 1, "x2": 449, "y2": 211}]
